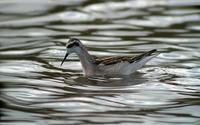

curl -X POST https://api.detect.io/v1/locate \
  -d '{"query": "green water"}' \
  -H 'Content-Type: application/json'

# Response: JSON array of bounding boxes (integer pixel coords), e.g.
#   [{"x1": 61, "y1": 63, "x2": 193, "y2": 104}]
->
[{"x1": 0, "y1": 0, "x2": 200, "y2": 125}]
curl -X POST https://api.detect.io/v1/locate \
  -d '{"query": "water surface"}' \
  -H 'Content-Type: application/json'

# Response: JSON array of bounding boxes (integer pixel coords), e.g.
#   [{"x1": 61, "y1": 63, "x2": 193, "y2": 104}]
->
[{"x1": 0, "y1": 0, "x2": 200, "y2": 125}]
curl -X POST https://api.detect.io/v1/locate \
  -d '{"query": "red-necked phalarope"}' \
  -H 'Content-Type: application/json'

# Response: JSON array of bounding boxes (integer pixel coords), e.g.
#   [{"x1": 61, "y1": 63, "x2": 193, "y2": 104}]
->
[{"x1": 61, "y1": 38, "x2": 158, "y2": 77}]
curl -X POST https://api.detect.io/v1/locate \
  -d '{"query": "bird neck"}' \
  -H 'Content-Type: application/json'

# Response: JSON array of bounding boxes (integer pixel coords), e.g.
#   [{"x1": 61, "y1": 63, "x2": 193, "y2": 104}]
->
[{"x1": 76, "y1": 47, "x2": 96, "y2": 76}]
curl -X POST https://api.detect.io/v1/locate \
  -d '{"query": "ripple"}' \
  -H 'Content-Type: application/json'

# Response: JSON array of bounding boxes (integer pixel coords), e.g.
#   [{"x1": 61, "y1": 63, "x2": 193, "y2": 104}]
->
[
  {"x1": 0, "y1": 11, "x2": 94, "y2": 27},
  {"x1": 93, "y1": 30, "x2": 152, "y2": 37},
  {"x1": 0, "y1": 28, "x2": 79, "y2": 37},
  {"x1": 48, "y1": 24, "x2": 140, "y2": 31},
  {"x1": 114, "y1": 14, "x2": 200, "y2": 28},
  {"x1": 164, "y1": 9, "x2": 200, "y2": 15},
  {"x1": 1, "y1": 0, "x2": 200, "y2": 125},
  {"x1": 139, "y1": 37, "x2": 200, "y2": 43},
  {"x1": 187, "y1": 25, "x2": 200, "y2": 31},
  {"x1": 84, "y1": 0, "x2": 166, "y2": 12},
  {"x1": 58, "y1": 11, "x2": 94, "y2": 22}
]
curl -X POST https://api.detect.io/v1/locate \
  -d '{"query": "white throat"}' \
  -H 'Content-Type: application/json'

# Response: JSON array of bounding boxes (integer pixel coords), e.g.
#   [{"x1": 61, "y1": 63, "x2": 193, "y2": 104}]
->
[{"x1": 73, "y1": 46, "x2": 96, "y2": 76}]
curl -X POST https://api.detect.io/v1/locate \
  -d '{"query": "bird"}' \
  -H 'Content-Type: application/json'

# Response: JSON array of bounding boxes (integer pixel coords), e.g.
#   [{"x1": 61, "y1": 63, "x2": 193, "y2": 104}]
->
[{"x1": 61, "y1": 38, "x2": 158, "y2": 77}]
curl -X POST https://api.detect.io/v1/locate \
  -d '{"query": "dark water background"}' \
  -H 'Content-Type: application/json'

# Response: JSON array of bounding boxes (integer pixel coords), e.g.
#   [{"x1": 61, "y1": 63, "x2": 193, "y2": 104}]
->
[{"x1": 0, "y1": 0, "x2": 200, "y2": 125}]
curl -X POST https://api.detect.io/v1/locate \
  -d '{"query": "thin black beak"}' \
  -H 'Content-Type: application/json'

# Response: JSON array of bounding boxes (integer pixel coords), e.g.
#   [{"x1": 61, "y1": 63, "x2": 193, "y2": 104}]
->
[{"x1": 60, "y1": 52, "x2": 69, "y2": 66}]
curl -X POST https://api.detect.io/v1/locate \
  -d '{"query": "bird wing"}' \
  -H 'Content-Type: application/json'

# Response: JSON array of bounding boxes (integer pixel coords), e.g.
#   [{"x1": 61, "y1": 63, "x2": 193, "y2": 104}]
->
[
  {"x1": 94, "y1": 56, "x2": 132, "y2": 65},
  {"x1": 93, "y1": 49, "x2": 157, "y2": 65}
]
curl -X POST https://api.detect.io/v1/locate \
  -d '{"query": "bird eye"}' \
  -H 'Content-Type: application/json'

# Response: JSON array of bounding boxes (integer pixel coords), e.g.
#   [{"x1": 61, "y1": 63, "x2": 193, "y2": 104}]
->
[{"x1": 67, "y1": 44, "x2": 74, "y2": 48}]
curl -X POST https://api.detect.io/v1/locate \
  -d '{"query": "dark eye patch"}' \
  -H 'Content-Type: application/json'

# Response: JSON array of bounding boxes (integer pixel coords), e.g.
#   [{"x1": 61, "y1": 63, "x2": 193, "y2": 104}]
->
[
  {"x1": 67, "y1": 42, "x2": 79, "y2": 48},
  {"x1": 67, "y1": 44, "x2": 74, "y2": 48},
  {"x1": 74, "y1": 42, "x2": 79, "y2": 46}
]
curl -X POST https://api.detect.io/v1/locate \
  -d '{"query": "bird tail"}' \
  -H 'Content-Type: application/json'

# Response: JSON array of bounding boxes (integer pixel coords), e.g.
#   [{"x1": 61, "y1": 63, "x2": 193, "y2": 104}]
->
[{"x1": 130, "y1": 49, "x2": 157, "y2": 63}]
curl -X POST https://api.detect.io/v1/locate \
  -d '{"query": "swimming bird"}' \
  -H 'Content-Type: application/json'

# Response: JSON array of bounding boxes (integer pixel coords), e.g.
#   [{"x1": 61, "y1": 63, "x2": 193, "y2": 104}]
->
[{"x1": 61, "y1": 38, "x2": 158, "y2": 77}]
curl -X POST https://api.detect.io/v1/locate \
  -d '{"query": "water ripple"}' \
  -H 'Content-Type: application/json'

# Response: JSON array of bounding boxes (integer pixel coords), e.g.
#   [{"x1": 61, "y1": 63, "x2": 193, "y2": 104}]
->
[{"x1": 1, "y1": 0, "x2": 200, "y2": 125}]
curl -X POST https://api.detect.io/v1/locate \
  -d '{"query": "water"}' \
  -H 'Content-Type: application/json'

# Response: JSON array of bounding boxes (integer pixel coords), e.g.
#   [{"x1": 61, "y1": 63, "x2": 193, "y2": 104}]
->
[{"x1": 0, "y1": 0, "x2": 200, "y2": 125}]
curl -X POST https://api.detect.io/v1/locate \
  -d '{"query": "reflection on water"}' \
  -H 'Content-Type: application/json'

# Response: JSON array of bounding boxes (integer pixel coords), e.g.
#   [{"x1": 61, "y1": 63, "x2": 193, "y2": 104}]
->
[{"x1": 0, "y1": 0, "x2": 200, "y2": 125}]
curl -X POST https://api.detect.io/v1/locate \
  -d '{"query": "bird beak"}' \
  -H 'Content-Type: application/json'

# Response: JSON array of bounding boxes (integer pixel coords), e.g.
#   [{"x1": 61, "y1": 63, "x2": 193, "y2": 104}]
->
[{"x1": 60, "y1": 52, "x2": 69, "y2": 66}]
